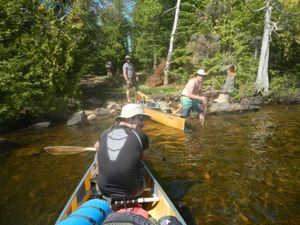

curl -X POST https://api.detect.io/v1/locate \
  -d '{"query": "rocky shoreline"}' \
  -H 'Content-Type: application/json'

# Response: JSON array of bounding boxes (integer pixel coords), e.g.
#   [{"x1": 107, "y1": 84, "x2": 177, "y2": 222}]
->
[{"x1": 1, "y1": 75, "x2": 299, "y2": 148}]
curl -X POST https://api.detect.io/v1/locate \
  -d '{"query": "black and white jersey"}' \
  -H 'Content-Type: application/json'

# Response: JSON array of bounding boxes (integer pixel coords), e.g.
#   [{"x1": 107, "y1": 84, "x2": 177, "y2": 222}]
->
[{"x1": 97, "y1": 125, "x2": 149, "y2": 198}]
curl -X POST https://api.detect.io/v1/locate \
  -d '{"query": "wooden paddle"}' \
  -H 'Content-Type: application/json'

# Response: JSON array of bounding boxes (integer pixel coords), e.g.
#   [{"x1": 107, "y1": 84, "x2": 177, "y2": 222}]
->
[{"x1": 44, "y1": 146, "x2": 96, "y2": 155}]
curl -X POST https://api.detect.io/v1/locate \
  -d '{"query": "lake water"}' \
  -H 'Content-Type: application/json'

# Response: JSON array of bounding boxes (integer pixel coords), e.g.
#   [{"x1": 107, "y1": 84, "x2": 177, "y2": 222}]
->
[{"x1": 0, "y1": 105, "x2": 299, "y2": 225}]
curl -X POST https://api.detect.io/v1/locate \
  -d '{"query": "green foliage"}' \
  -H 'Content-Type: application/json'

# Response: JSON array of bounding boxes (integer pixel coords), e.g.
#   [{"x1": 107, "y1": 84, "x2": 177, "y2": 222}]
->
[
  {"x1": 94, "y1": 0, "x2": 130, "y2": 74},
  {"x1": 268, "y1": 73, "x2": 300, "y2": 102},
  {"x1": 270, "y1": 1, "x2": 300, "y2": 74},
  {"x1": 132, "y1": 0, "x2": 300, "y2": 102},
  {"x1": 132, "y1": 0, "x2": 173, "y2": 71},
  {"x1": 168, "y1": 68, "x2": 189, "y2": 84},
  {"x1": 140, "y1": 84, "x2": 181, "y2": 97},
  {"x1": 167, "y1": 1, "x2": 209, "y2": 80},
  {"x1": 1, "y1": 0, "x2": 300, "y2": 126},
  {"x1": 0, "y1": 0, "x2": 78, "y2": 123},
  {"x1": 0, "y1": 0, "x2": 130, "y2": 124}
]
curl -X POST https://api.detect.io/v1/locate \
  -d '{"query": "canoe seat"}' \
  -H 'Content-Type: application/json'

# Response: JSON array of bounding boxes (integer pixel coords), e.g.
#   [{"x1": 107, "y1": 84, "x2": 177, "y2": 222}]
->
[
  {"x1": 90, "y1": 173, "x2": 160, "y2": 208},
  {"x1": 112, "y1": 195, "x2": 160, "y2": 205},
  {"x1": 95, "y1": 189, "x2": 159, "y2": 208}
]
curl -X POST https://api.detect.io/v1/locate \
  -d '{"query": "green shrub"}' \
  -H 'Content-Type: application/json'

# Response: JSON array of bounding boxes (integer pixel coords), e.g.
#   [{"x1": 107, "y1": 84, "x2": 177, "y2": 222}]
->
[{"x1": 269, "y1": 74, "x2": 300, "y2": 102}]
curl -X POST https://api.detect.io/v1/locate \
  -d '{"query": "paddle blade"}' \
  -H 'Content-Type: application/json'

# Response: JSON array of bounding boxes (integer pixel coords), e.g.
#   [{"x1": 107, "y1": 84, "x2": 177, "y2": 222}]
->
[{"x1": 44, "y1": 146, "x2": 96, "y2": 155}]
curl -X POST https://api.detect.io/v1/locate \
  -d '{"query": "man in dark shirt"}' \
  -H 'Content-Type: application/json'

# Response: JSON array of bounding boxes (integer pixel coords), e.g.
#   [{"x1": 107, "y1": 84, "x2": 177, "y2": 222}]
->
[{"x1": 94, "y1": 103, "x2": 150, "y2": 199}]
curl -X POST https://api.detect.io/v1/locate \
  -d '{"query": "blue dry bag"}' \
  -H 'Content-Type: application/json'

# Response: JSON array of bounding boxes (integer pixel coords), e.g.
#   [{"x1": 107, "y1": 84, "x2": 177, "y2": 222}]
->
[{"x1": 57, "y1": 199, "x2": 112, "y2": 225}]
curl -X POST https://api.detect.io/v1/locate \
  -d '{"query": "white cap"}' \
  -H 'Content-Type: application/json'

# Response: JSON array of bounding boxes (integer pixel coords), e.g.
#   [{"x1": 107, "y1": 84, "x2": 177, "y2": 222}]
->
[
  {"x1": 196, "y1": 69, "x2": 207, "y2": 76},
  {"x1": 117, "y1": 103, "x2": 150, "y2": 120},
  {"x1": 125, "y1": 55, "x2": 132, "y2": 59}
]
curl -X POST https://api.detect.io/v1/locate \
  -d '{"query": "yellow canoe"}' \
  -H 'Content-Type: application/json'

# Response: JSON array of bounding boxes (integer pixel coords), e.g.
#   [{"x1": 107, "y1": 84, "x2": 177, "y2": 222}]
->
[
  {"x1": 55, "y1": 162, "x2": 186, "y2": 224},
  {"x1": 136, "y1": 91, "x2": 186, "y2": 131}
]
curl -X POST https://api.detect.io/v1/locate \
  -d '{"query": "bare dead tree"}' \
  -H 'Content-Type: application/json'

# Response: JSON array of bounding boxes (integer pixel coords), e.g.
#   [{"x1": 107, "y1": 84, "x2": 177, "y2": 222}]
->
[
  {"x1": 163, "y1": 0, "x2": 181, "y2": 86},
  {"x1": 255, "y1": 1, "x2": 272, "y2": 93},
  {"x1": 246, "y1": 0, "x2": 281, "y2": 94}
]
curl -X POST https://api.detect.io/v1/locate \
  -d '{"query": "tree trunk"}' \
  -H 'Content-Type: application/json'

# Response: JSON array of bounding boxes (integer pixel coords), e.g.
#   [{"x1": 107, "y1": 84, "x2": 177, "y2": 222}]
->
[
  {"x1": 163, "y1": 0, "x2": 181, "y2": 86},
  {"x1": 255, "y1": 1, "x2": 272, "y2": 94},
  {"x1": 153, "y1": 53, "x2": 157, "y2": 70}
]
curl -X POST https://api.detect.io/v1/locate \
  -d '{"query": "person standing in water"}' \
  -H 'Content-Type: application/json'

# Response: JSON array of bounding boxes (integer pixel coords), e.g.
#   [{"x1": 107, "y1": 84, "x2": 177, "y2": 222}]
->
[{"x1": 181, "y1": 69, "x2": 207, "y2": 122}]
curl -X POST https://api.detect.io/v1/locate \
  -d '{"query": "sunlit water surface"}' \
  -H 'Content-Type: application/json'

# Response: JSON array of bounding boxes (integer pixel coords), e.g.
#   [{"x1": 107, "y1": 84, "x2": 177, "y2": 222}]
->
[{"x1": 0, "y1": 105, "x2": 299, "y2": 225}]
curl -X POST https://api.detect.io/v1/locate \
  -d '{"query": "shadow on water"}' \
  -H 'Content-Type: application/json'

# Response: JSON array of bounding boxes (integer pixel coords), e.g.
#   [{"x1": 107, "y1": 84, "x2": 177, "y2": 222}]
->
[
  {"x1": 0, "y1": 118, "x2": 114, "y2": 225},
  {"x1": 0, "y1": 105, "x2": 300, "y2": 225}
]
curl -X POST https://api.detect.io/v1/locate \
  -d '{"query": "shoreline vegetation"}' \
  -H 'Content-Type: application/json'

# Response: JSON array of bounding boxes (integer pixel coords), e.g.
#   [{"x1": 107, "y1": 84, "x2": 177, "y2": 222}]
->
[
  {"x1": 1, "y1": 74, "x2": 299, "y2": 134},
  {"x1": 1, "y1": 1, "x2": 299, "y2": 132}
]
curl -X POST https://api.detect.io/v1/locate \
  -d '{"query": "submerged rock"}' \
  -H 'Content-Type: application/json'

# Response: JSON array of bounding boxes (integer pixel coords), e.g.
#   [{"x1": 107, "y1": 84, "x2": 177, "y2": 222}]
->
[
  {"x1": 67, "y1": 110, "x2": 89, "y2": 126},
  {"x1": 0, "y1": 137, "x2": 20, "y2": 152},
  {"x1": 209, "y1": 102, "x2": 260, "y2": 114},
  {"x1": 29, "y1": 122, "x2": 50, "y2": 129}
]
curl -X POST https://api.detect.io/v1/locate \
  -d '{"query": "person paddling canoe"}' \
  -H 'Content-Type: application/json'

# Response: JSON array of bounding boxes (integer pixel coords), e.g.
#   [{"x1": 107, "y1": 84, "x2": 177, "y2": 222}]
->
[{"x1": 94, "y1": 103, "x2": 150, "y2": 200}]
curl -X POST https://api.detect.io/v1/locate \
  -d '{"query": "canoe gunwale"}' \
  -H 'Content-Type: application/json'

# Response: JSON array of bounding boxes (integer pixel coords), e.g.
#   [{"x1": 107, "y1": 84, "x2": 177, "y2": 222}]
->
[
  {"x1": 143, "y1": 163, "x2": 187, "y2": 224},
  {"x1": 54, "y1": 163, "x2": 94, "y2": 225},
  {"x1": 54, "y1": 162, "x2": 187, "y2": 225}
]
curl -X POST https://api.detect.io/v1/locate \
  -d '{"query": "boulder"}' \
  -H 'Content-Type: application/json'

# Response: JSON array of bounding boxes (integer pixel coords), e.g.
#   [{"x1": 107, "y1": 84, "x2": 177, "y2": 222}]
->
[
  {"x1": 210, "y1": 102, "x2": 232, "y2": 113},
  {"x1": 241, "y1": 97, "x2": 262, "y2": 106},
  {"x1": 209, "y1": 102, "x2": 260, "y2": 114},
  {"x1": 87, "y1": 114, "x2": 97, "y2": 121},
  {"x1": 86, "y1": 97, "x2": 102, "y2": 107},
  {"x1": 94, "y1": 107, "x2": 110, "y2": 117},
  {"x1": 84, "y1": 110, "x2": 95, "y2": 116},
  {"x1": 106, "y1": 101, "x2": 121, "y2": 111},
  {"x1": 67, "y1": 110, "x2": 89, "y2": 126},
  {"x1": 105, "y1": 101, "x2": 121, "y2": 116},
  {"x1": 29, "y1": 122, "x2": 50, "y2": 129}
]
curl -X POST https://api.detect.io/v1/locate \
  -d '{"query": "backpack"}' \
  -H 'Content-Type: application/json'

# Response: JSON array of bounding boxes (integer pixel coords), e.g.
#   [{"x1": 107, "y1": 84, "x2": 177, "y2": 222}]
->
[{"x1": 102, "y1": 212, "x2": 155, "y2": 225}]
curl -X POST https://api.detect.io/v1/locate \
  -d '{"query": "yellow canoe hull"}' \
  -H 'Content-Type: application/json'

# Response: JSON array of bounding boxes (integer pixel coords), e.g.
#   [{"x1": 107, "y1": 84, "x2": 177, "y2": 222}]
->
[
  {"x1": 144, "y1": 107, "x2": 186, "y2": 131},
  {"x1": 55, "y1": 162, "x2": 186, "y2": 224},
  {"x1": 136, "y1": 91, "x2": 154, "y2": 102},
  {"x1": 136, "y1": 91, "x2": 186, "y2": 130}
]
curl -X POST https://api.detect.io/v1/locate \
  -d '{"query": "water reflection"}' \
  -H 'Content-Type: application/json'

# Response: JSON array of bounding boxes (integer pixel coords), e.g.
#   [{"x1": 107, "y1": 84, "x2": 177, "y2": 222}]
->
[
  {"x1": 0, "y1": 118, "x2": 114, "y2": 225},
  {"x1": 146, "y1": 105, "x2": 300, "y2": 225},
  {"x1": 0, "y1": 105, "x2": 299, "y2": 225}
]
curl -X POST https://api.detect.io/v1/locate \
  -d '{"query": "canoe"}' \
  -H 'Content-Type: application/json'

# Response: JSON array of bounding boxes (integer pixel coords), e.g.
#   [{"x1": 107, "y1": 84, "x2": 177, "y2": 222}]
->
[
  {"x1": 144, "y1": 107, "x2": 186, "y2": 131},
  {"x1": 136, "y1": 91, "x2": 186, "y2": 131},
  {"x1": 55, "y1": 161, "x2": 187, "y2": 225},
  {"x1": 136, "y1": 91, "x2": 155, "y2": 102}
]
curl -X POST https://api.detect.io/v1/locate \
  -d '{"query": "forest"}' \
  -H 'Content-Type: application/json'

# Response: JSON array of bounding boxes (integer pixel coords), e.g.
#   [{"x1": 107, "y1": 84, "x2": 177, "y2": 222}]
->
[{"x1": 0, "y1": 0, "x2": 299, "y2": 126}]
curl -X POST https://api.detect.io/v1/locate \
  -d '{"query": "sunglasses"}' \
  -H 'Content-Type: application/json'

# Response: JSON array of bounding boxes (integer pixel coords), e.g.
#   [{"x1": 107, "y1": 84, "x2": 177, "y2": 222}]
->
[{"x1": 135, "y1": 116, "x2": 145, "y2": 121}]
